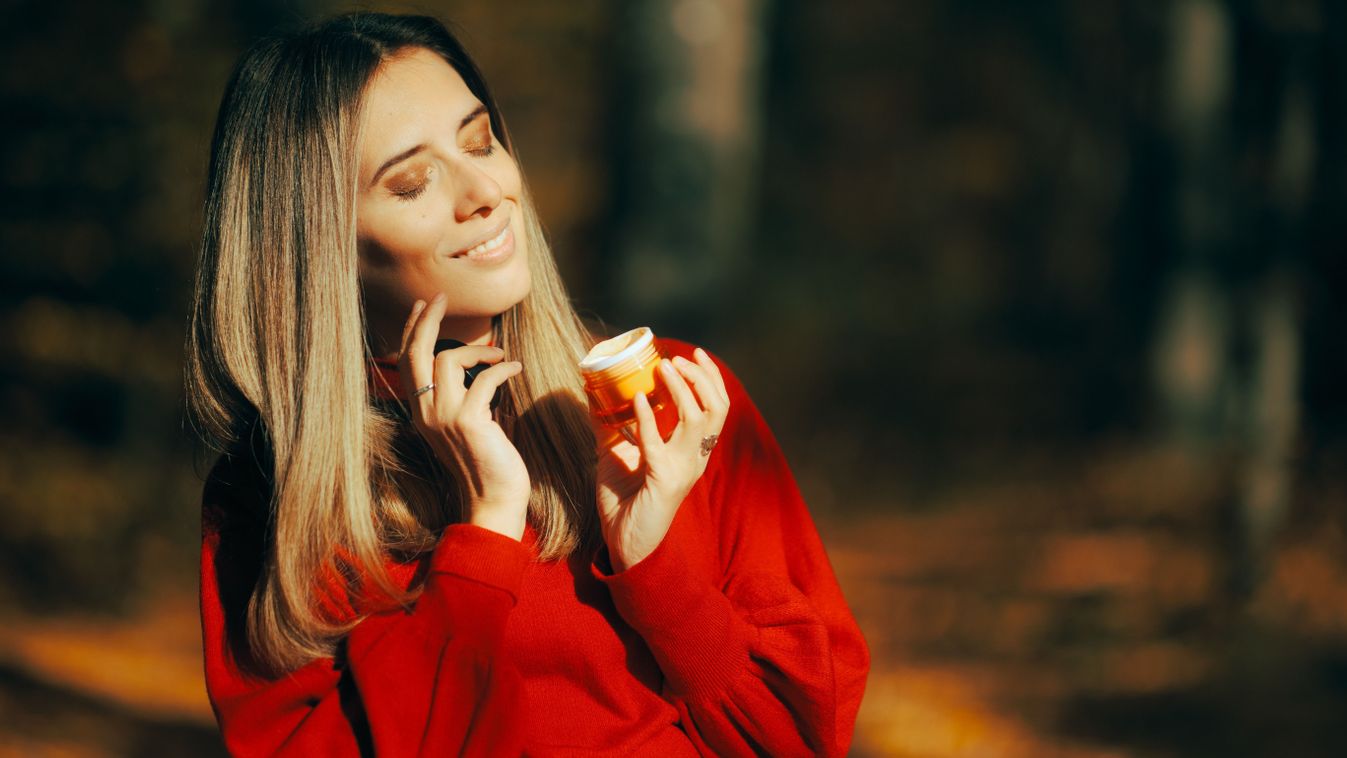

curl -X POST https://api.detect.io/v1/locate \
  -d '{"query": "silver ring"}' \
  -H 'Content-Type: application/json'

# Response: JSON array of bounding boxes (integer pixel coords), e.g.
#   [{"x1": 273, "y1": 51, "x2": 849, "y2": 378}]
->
[
  {"x1": 412, "y1": 382, "x2": 435, "y2": 398},
  {"x1": 699, "y1": 433, "x2": 719, "y2": 456}
]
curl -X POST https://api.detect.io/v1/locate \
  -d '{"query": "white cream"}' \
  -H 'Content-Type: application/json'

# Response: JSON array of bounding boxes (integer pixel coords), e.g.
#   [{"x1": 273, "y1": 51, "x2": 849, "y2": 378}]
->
[{"x1": 579, "y1": 327, "x2": 654, "y2": 372}]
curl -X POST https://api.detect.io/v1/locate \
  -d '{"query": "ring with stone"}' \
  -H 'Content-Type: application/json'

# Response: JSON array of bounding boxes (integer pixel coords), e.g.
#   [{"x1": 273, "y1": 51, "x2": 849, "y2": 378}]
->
[{"x1": 699, "y1": 433, "x2": 719, "y2": 456}]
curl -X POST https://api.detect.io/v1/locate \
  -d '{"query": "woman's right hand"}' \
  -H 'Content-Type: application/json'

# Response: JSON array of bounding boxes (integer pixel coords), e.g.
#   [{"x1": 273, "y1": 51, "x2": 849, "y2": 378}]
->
[{"x1": 398, "y1": 294, "x2": 531, "y2": 541}]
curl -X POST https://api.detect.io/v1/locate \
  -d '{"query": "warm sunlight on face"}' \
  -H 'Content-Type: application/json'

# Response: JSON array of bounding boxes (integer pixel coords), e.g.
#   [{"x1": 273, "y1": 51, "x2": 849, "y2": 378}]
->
[{"x1": 356, "y1": 47, "x2": 530, "y2": 342}]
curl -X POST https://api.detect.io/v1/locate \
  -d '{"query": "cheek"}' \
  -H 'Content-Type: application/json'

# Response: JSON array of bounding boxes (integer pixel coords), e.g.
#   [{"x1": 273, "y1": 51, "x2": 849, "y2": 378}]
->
[
  {"x1": 359, "y1": 204, "x2": 445, "y2": 265},
  {"x1": 494, "y1": 154, "x2": 524, "y2": 197}
]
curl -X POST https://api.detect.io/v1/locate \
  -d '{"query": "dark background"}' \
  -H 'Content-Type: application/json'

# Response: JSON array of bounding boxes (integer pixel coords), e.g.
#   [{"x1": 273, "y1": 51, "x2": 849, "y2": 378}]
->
[{"x1": 2, "y1": 0, "x2": 1345, "y2": 755}]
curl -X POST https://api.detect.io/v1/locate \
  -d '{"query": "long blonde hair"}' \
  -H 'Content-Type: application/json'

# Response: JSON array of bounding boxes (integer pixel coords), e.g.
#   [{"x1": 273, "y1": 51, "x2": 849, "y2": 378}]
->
[{"x1": 186, "y1": 12, "x2": 600, "y2": 677}]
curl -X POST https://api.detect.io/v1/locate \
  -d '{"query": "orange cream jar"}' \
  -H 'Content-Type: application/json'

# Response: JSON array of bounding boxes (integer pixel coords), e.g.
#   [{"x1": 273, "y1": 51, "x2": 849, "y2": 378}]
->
[{"x1": 579, "y1": 327, "x2": 680, "y2": 444}]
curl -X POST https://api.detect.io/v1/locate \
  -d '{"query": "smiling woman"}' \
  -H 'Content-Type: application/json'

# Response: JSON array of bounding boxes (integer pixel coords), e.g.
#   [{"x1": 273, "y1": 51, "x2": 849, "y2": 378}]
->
[{"x1": 186, "y1": 11, "x2": 868, "y2": 757}]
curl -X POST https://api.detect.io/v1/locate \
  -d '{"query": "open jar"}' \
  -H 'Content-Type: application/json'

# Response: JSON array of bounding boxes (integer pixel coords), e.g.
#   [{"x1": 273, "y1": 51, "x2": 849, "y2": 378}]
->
[{"x1": 579, "y1": 327, "x2": 680, "y2": 444}]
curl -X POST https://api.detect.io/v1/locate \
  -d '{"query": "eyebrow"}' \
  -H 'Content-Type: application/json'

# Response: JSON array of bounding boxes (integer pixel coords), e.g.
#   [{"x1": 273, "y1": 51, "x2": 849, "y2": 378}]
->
[{"x1": 368, "y1": 104, "x2": 491, "y2": 186}]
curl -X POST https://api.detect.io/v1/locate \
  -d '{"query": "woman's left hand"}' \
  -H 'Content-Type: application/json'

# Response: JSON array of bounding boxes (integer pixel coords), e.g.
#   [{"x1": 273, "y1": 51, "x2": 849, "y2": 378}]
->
[{"x1": 595, "y1": 347, "x2": 731, "y2": 572}]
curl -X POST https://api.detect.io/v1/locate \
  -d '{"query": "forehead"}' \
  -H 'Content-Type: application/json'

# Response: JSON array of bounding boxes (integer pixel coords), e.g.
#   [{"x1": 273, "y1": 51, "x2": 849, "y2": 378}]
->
[{"x1": 359, "y1": 48, "x2": 480, "y2": 151}]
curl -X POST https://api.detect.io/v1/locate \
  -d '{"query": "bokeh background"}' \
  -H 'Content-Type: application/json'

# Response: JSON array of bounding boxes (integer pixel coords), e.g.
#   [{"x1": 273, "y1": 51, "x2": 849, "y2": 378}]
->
[{"x1": 3, "y1": 0, "x2": 1346, "y2": 755}]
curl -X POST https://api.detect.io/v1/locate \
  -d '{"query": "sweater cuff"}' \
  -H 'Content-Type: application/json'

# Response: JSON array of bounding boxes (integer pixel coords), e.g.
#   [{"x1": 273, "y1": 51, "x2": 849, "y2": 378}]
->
[
  {"x1": 429, "y1": 523, "x2": 532, "y2": 604},
  {"x1": 591, "y1": 526, "x2": 750, "y2": 698}
]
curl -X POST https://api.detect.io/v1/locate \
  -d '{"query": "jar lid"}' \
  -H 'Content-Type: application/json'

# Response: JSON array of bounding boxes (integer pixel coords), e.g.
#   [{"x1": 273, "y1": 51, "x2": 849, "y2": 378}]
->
[{"x1": 579, "y1": 327, "x2": 655, "y2": 373}]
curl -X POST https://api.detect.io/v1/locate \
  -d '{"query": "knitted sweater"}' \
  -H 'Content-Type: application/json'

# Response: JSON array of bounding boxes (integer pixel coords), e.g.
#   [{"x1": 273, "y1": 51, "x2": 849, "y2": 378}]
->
[{"x1": 199, "y1": 339, "x2": 870, "y2": 756}]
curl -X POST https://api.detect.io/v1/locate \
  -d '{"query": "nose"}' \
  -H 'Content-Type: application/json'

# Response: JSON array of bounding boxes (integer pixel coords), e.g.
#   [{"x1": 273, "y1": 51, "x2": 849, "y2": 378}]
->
[{"x1": 450, "y1": 160, "x2": 503, "y2": 222}]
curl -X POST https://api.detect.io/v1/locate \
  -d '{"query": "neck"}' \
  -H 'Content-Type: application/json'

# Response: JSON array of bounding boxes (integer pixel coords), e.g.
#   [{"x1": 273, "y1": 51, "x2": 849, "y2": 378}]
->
[{"x1": 440, "y1": 315, "x2": 496, "y2": 347}]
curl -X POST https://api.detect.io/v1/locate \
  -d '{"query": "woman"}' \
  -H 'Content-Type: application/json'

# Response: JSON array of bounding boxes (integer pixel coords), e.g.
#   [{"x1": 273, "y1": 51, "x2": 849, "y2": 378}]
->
[{"x1": 189, "y1": 12, "x2": 868, "y2": 757}]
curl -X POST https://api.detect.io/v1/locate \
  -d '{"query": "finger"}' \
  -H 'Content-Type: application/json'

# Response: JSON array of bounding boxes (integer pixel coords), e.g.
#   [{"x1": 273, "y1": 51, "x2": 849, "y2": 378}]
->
[
  {"x1": 671, "y1": 355, "x2": 726, "y2": 418},
  {"x1": 431, "y1": 349, "x2": 470, "y2": 413},
  {"x1": 693, "y1": 347, "x2": 729, "y2": 404},
  {"x1": 397, "y1": 299, "x2": 428, "y2": 382},
  {"x1": 406, "y1": 294, "x2": 447, "y2": 412},
  {"x1": 672, "y1": 356, "x2": 729, "y2": 442},
  {"x1": 399, "y1": 299, "x2": 426, "y2": 359},
  {"x1": 439, "y1": 344, "x2": 506, "y2": 369},
  {"x1": 632, "y1": 390, "x2": 664, "y2": 461},
  {"x1": 463, "y1": 360, "x2": 521, "y2": 412},
  {"x1": 659, "y1": 359, "x2": 704, "y2": 426},
  {"x1": 398, "y1": 299, "x2": 437, "y2": 417}
]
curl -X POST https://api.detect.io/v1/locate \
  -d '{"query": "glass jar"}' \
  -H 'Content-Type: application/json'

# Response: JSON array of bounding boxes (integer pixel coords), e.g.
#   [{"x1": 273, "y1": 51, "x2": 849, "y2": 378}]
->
[{"x1": 579, "y1": 327, "x2": 679, "y2": 444}]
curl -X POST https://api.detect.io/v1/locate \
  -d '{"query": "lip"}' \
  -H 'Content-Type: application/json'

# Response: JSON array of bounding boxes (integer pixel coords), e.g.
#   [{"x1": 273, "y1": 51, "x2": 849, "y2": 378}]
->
[{"x1": 449, "y1": 217, "x2": 512, "y2": 259}]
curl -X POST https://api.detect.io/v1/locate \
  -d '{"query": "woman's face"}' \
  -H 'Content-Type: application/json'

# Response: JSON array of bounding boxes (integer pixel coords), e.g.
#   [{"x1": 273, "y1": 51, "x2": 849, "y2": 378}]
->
[{"x1": 356, "y1": 47, "x2": 530, "y2": 335}]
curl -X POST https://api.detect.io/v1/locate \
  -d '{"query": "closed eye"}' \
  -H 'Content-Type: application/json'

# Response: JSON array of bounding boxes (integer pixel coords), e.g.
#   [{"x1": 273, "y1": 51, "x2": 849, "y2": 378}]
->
[{"x1": 392, "y1": 183, "x2": 427, "y2": 201}]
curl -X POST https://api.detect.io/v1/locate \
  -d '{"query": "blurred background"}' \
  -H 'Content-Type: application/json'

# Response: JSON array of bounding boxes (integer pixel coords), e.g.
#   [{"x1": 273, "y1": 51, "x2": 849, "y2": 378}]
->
[{"x1": 2, "y1": 0, "x2": 1345, "y2": 755}]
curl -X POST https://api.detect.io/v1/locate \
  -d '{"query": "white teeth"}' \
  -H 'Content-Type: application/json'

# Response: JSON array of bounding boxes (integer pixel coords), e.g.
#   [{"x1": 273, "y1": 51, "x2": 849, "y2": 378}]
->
[{"x1": 465, "y1": 225, "x2": 509, "y2": 257}]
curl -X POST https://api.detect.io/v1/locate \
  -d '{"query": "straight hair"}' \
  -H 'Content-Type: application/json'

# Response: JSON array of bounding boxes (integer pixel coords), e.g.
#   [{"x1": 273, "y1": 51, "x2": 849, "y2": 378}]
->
[{"x1": 186, "y1": 12, "x2": 599, "y2": 677}]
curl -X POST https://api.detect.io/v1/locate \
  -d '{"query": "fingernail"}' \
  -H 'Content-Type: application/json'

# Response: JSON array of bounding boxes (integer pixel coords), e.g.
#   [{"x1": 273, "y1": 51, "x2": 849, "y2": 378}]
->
[
  {"x1": 694, "y1": 347, "x2": 707, "y2": 360},
  {"x1": 412, "y1": 299, "x2": 425, "y2": 310},
  {"x1": 674, "y1": 355, "x2": 691, "y2": 367},
  {"x1": 432, "y1": 292, "x2": 447, "y2": 304},
  {"x1": 660, "y1": 361, "x2": 675, "y2": 374}
]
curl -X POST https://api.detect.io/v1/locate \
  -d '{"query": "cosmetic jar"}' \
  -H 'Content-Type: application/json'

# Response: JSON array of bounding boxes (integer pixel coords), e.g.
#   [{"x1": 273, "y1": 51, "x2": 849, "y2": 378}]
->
[{"x1": 579, "y1": 327, "x2": 679, "y2": 444}]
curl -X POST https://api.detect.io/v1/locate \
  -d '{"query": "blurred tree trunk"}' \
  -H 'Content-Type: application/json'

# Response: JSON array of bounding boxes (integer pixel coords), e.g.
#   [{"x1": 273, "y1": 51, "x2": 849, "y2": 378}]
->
[
  {"x1": 1153, "y1": 0, "x2": 1314, "y2": 595},
  {"x1": 1152, "y1": 0, "x2": 1234, "y2": 449},
  {"x1": 603, "y1": 0, "x2": 771, "y2": 342},
  {"x1": 1230, "y1": 1, "x2": 1315, "y2": 594}
]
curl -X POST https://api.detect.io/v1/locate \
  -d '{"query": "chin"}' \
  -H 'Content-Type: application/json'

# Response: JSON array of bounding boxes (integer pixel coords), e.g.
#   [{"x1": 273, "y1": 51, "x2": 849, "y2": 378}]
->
[
  {"x1": 482, "y1": 292, "x2": 530, "y2": 319},
  {"x1": 461, "y1": 271, "x2": 531, "y2": 317}
]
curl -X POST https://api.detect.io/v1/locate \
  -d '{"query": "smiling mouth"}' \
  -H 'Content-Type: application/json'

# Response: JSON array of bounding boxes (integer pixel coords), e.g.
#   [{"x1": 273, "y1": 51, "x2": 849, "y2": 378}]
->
[{"x1": 451, "y1": 222, "x2": 511, "y2": 259}]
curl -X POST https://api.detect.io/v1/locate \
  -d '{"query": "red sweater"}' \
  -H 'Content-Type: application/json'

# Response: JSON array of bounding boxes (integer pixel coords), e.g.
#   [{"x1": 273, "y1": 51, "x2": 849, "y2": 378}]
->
[{"x1": 199, "y1": 340, "x2": 870, "y2": 756}]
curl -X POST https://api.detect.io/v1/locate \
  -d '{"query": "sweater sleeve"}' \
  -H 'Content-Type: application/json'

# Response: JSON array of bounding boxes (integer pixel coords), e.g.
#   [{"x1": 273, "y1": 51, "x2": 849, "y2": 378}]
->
[
  {"x1": 199, "y1": 461, "x2": 530, "y2": 757},
  {"x1": 590, "y1": 347, "x2": 871, "y2": 757}
]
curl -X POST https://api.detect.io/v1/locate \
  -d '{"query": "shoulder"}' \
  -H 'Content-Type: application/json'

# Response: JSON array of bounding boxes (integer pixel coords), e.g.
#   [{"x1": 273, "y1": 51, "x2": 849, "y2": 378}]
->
[{"x1": 655, "y1": 337, "x2": 752, "y2": 403}]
